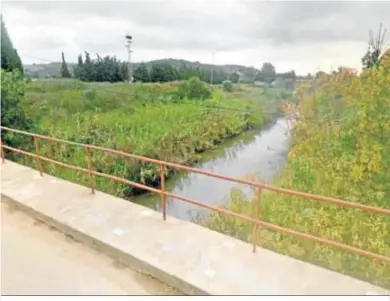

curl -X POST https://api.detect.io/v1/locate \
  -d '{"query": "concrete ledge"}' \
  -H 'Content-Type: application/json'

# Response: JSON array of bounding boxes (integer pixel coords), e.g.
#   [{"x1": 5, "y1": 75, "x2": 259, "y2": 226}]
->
[{"x1": 1, "y1": 161, "x2": 388, "y2": 295}]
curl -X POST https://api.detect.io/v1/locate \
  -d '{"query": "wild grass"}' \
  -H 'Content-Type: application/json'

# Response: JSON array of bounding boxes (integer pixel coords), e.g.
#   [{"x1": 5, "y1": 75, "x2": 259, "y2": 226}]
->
[
  {"x1": 203, "y1": 61, "x2": 390, "y2": 289},
  {"x1": 19, "y1": 79, "x2": 287, "y2": 198}
]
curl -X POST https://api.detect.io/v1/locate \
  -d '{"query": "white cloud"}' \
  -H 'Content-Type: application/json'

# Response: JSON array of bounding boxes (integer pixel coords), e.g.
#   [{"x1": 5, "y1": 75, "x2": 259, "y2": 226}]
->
[{"x1": 2, "y1": 0, "x2": 389, "y2": 74}]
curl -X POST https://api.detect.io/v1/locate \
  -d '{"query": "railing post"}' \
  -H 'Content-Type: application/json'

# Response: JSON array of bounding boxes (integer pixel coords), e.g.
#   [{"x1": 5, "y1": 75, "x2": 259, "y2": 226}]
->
[
  {"x1": 84, "y1": 145, "x2": 95, "y2": 194},
  {"x1": 33, "y1": 136, "x2": 44, "y2": 176},
  {"x1": 252, "y1": 187, "x2": 262, "y2": 253},
  {"x1": 0, "y1": 139, "x2": 5, "y2": 163},
  {"x1": 160, "y1": 163, "x2": 167, "y2": 221}
]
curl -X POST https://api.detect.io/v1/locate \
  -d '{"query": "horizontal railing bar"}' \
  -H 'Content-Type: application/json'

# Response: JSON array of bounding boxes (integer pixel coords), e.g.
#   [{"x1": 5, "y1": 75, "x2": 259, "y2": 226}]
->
[
  {"x1": 2, "y1": 145, "x2": 161, "y2": 195},
  {"x1": 2, "y1": 126, "x2": 390, "y2": 216},
  {"x1": 1, "y1": 126, "x2": 85, "y2": 148},
  {"x1": 3, "y1": 145, "x2": 89, "y2": 173},
  {"x1": 165, "y1": 192, "x2": 390, "y2": 264},
  {"x1": 2, "y1": 144, "x2": 390, "y2": 264}
]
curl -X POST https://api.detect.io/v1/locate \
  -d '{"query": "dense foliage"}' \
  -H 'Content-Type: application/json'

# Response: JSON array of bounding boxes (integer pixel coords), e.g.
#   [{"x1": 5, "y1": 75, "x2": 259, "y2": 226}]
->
[
  {"x1": 19, "y1": 80, "x2": 273, "y2": 198},
  {"x1": 1, "y1": 17, "x2": 35, "y2": 150},
  {"x1": 1, "y1": 69, "x2": 35, "y2": 149},
  {"x1": 361, "y1": 24, "x2": 387, "y2": 69},
  {"x1": 254, "y1": 62, "x2": 277, "y2": 83},
  {"x1": 204, "y1": 50, "x2": 390, "y2": 288},
  {"x1": 73, "y1": 51, "x2": 129, "y2": 82},
  {"x1": 60, "y1": 51, "x2": 72, "y2": 78},
  {"x1": 0, "y1": 17, "x2": 23, "y2": 74},
  {"x1": 176, "y1": 77, "x2": 211, "y2": 100},
  {"x1": 222, "y1": 80, "x2": 233, "y2": 92},
  {"x1": 135, "y1": 62, "x2": 231, "y2": 84}
]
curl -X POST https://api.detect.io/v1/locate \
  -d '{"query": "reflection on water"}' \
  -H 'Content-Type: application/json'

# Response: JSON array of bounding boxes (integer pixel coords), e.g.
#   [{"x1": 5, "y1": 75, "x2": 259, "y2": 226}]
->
[{"x1": 135, "y1": 117, "x2": 292, "y2": 221}]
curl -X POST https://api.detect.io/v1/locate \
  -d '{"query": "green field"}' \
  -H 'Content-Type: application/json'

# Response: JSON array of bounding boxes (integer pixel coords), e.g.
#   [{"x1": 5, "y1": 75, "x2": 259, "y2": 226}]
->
[{"x1": 16, "y1": 79, "x2": 289, "y2": 199}]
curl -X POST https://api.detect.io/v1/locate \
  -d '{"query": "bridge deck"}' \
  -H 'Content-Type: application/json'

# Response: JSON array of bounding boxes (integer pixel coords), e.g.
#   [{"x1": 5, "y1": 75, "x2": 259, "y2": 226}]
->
[
  {"x1": 1, "y1": 202, "x2": 178, "y2": 295},
  {"x1": 1, "y1": 161, "x2": 388, "y2": 295}
]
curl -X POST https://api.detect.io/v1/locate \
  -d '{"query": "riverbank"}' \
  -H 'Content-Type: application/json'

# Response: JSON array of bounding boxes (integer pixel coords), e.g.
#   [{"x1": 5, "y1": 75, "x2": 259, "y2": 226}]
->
[
  {"x1": 11, "y1": 79, "x2": 291, "y2": 201},
  {"x1": 203, "y1": 60, "x2": 390, "y2": 289},
  {"x1": 134, "y1": 117, "x2": 291, "y2": 221}
]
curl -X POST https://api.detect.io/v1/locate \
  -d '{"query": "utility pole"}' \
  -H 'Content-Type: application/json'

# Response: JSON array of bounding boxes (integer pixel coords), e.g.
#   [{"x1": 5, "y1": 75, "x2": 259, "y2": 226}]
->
[{"x1": 125, "y1": 34, "x2": 133, "y2": 83}]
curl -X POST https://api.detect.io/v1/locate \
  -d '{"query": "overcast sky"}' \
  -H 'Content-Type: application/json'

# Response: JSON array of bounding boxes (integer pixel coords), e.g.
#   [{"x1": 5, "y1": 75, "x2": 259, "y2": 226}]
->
[{"x1": 2, "y1": 0, "x2": 390, "y2": 74}]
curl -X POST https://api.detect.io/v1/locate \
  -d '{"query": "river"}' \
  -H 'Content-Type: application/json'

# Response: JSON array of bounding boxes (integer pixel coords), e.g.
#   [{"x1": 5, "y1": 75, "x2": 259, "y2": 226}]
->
[{"x1": 134, "y1": 117, "x2": 292, "y2": 221}]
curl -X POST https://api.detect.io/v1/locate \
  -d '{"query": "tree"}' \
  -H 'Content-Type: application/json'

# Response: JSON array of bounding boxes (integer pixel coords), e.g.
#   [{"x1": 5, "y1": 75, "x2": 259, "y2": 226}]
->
[
  {"x1": 60, "y1": 51, "x2": 72, "y2": 78},
  {"x1": 1, "y1": 24, "x2": 35, "y2": 149},
  {"x1": 1, "y1": 17, "x2": 23, "y2": 74},
  {"x1": 119, "y1": 62, "x2": 129, "y2": 82},
  {"x1": 74, "y1": 54, "x2": 84, "y2": 80},
  {"x1": 222, "y1": 80, "x2": 233, "y2": 92},
  {"x1": 83, "y1": 51, "x2": 94, "y2": 81},
  {"x1": 257, "y1": 62, "x2": 276, "y2": 84},
  {"x1": 73, "y1": 52, "x2": 130, "y2": 83},
  {"x1": 230, "y1": 72, "x2": 239, "y2": 83},
  {"x1": 291, "y1": 70, "x2": 297, "y2": 81},
  {"x1": 150, "y1": 64, "x2": 167, "y2": 82},
  {"x1": 177, "y1": 77, "x2": 211, "y2": 100},
  {"x1": 362, "y1": 23, "x2": 387, "y2": 69}
]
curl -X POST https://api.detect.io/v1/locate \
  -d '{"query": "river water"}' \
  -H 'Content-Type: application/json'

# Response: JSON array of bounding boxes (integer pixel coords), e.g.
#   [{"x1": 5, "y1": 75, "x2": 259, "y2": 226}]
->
[{"x1": 135, "y1": 117, "x2": 292, "y2": 221}]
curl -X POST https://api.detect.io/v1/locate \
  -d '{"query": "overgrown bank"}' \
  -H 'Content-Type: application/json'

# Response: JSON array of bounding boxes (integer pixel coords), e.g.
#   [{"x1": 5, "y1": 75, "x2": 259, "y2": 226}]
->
[
  {"x1": 204, "y1": 52, "x2": 390, "y2": 289},
  {"x1": 5, "y1": 78, "x2": 289, "y2": 199}
]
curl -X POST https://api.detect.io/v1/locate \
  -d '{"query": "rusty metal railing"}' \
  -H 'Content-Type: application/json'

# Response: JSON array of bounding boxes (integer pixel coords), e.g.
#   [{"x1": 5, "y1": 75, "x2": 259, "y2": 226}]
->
[{"x1": 1, "y1": 125, "x2": 390, "y2": 264}]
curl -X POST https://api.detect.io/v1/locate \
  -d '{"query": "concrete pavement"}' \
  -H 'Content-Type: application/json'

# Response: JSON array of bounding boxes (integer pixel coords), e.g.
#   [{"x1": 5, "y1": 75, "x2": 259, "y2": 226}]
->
[
  {"x1": 1, "y1": 160, "x2": 389, "y2": 295},
  {"x1": 1, "y1": 202, "x2": 179, "y2": 295}
]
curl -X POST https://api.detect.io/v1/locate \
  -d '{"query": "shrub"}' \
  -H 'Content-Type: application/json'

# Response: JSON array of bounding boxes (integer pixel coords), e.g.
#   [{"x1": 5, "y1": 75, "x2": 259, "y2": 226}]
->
[
  {"x1": 84, "y1": 89, "x2": 96, "y2": 101},
  {"x1": 222, "y1": 80, "x2": 233, "y2": 92},
  {"x1": 177, "y1": 77, "x2": 211, "y2": 100},
  {"x1": 204, "y1": 59, "x2": 390, "y2": 288},
  {"x1": 1, "y1": 69, "x2": 35, "y2": 149}
]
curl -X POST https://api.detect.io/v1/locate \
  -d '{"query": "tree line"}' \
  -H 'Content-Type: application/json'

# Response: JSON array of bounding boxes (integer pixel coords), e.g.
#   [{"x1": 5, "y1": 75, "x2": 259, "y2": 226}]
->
[
  {"x1": 64, "y1": 51, "x2": 129, "y2": 83},
  {"x1": 62, "y1": 51, "x2": 299, "y2": 85},
  {"x1": 133, "y1": 62, "x2": 238, "y2": 84},
  {"x1": 62, "y1": 51, "x2": 240, "y2": 84}
]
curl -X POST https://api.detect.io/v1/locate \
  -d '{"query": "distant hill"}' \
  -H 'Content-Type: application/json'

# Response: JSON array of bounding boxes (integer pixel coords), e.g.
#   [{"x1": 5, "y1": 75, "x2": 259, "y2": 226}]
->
[
  {"x1": 23, "y1": 58, "x2": 259, "y2": 81},
  {"x1": 136, "y1": 58, "x2": 259, "y2": 80},
  {"x1": 23, "y1": 62, "x2": 74, "y2": 78}
]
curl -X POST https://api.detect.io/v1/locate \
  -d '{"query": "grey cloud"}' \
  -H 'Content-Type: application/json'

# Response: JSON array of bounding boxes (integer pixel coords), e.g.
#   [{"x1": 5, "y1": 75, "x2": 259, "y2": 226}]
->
[
  {"x1": 248, "y1": 1, "x2": 390, "y2": 45},
  {"x1": 2, "y1": 0, "x2": 389, "y2": 69},
  {"x1": 5, "y1": 1, "x2": 389, "y2": 48}
]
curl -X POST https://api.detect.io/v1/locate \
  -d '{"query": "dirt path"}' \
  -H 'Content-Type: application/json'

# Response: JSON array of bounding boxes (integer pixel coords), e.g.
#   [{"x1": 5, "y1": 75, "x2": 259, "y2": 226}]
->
[{"x1": 1, "y1": 202, "x2": 180, "y2": 295}]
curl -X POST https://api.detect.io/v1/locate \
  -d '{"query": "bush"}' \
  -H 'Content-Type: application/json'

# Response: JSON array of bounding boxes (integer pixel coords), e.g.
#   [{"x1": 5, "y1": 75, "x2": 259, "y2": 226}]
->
[
  {"x1": 1, "y1": 69, "x2": 35, "y2": 149},
  {"x1": 278, "y1": 90, "x2": 292, "y2": 100},
  {"x1": 204, "y1": 59, "x2": 390, "y2": 288},
  {"x1": 222, "y1": 80, "x2": 233, "y2": 92},
  {"x1": 177, "y1": 77, "x2": 211, "y2": 100},
  {"x1": 84, "y1": 89, "x2": 96, "y2": 101}
]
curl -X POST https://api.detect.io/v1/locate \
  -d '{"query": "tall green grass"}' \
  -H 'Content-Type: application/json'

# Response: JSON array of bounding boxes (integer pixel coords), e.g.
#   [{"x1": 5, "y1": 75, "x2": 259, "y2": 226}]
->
[
  {"x1": 19, "y1": 79, "x2": 286, "y2": 198},
  {"x1": 203, "y1": 63, "x2": 390, "y2": 289}
]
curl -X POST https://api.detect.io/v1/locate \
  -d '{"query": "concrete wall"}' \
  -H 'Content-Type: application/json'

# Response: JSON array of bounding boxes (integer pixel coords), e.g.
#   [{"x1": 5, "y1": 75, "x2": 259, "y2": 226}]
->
[{"x1": 1, "y1": 161, "x2": 388, "y2": 295}]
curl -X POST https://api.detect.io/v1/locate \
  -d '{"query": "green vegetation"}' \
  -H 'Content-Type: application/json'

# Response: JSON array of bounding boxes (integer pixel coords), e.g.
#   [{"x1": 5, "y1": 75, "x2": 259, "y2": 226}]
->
[
  {"x1": 60, "y1": 51, "x2": 72, "y2": 78},
  {"x1": 177, "y1": 77, "x2": 211, "y2": 100},
  {"x1": 222, "y1": 80, "x2": 233, "y2": 92},
  {"x1": 18, "y1": 79, "x2": 284, "y2": 199},
  {"x1": 24, "y1": 56, "x2": 309, "y2": 86},
  {"x1": 1, "y1": 17, "x2": 23, "y2": 74},
  {"x1": 73, "y1": 51, "x2": 129, "y2": 83},
  {"x1": 362, "y1": 23, "x2": 387, "y2": 69},
  {"x1": 254, "y1": 62, "x2": 277, "y2": 84},
  {"x1": 1, "y1": 17, "x2": 35, "y2": 150},
  {"x1": 204, "y1": 50, "x2": 390, "y2": 289}
]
